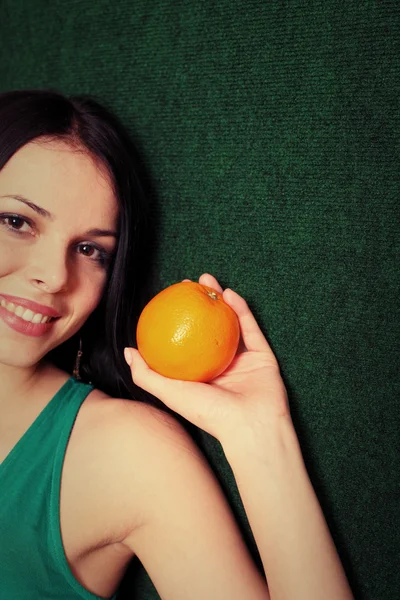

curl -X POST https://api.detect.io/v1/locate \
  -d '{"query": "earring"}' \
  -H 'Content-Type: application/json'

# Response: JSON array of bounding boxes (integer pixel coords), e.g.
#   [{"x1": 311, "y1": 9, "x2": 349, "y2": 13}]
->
[{"x1": 73, "y1": 338, "x2": 83, "y2": 381}]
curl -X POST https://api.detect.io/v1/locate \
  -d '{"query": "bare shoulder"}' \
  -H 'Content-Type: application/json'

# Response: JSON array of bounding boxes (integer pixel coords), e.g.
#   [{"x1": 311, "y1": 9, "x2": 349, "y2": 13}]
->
[
  {"x1": 72, "y1": 389, "x2": 268, "y2": 599},
  {"x1": 71, "y1": 387, "x2": 206, "y2": 543},
  {"x1": 84, "y1": 388, "x2": 200, "y2": 458}
]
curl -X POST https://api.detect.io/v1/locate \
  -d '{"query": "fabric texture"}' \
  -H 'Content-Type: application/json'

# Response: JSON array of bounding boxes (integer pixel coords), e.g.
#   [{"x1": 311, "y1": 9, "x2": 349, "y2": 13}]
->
[
  {"x1": 0, "y1": 377, "x2": 117, "y2": 600},
  {"x1": 0, "y1": 2, "x2": 399, "y2": 599}
]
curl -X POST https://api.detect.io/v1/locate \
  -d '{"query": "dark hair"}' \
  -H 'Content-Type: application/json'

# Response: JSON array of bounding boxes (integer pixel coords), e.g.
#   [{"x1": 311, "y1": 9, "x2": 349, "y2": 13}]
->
[{"x1": 0, "y1": 88, "x2": 182, "y2": 421}]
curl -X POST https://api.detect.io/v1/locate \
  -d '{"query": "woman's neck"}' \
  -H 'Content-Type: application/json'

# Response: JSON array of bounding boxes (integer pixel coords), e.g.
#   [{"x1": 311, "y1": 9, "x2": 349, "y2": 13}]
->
[{"x1": 0, "y1": 360, "x2": 50, "y2": 410}]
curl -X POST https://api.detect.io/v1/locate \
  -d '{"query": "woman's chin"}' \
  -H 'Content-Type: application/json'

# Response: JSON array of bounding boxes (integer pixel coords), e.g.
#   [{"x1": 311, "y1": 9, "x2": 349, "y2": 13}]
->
[{"x1": 0, "y1": 344, "x2": 50, "y2": 370}]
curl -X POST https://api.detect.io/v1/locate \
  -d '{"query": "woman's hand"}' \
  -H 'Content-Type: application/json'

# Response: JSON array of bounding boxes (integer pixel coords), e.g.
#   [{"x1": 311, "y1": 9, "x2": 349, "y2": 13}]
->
[{"x1": 124, "y1": 273, "x2": 291, "y2": 449}]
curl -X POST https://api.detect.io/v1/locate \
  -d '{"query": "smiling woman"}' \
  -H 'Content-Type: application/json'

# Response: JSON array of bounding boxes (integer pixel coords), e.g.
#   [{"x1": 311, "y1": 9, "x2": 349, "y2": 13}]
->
[
  {"x1": 0, "y1": 89, "x2": 168, "y2": 600},
  {"x1": 0, "y1": 92, "x2": 155, "y2": 399},
  {"x1": 0, "y1": 89, "x2": 354, "y2": 600},
  {"x1": 0, "y1": 143, "x2": 119, "y2": 347}
]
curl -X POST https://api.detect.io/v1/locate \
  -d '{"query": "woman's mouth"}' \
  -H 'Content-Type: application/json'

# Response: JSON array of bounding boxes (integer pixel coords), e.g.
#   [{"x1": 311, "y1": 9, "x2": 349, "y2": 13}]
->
[
  {"x1": 0, "y1": 298, "x2": 55, "y2": 323},
  {"x1": 0, "y1": 297, "x2": 59, "y2": 337}
]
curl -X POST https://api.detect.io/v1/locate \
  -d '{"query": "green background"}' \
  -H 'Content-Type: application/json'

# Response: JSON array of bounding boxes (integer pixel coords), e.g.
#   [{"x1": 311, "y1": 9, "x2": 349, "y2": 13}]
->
[{"x1": 1, "y1": 1, "x2": 399, "y2": 598}]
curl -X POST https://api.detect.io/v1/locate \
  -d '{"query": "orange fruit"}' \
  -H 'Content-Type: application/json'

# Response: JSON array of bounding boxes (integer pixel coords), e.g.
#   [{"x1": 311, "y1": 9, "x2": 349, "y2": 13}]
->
[{"x1": 136, "y1": 281, "x2": 240, "y2": 382}]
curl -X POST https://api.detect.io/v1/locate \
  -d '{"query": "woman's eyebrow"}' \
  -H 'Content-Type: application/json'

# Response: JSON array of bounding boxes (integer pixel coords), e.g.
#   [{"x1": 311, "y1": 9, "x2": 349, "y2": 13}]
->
[
  {"x1": 0, "y1": 194, "x2": 118, "y2": 237},
  {"x1": 84, "y1": 228, "x2": 118, "y2": 238},
  {"x1": 0, "y1": 194, "x2": 53, "y2": 219}
]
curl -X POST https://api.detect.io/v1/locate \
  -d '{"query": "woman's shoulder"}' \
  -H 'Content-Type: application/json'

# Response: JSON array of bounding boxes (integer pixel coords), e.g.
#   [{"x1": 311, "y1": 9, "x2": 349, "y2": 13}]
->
[
  {"x1": 81, "y1": 386, "x2": 203, "y2": 472},
  {"x1": 69, "y1": 385, "x2": 205, "y2": 542},
  {"x1": 82, "y1": 385, "x2": 188, "y2": 446}
]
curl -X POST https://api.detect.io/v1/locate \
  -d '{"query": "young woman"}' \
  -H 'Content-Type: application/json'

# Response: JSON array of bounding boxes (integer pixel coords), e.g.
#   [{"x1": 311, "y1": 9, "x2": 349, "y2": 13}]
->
[{"x1": 0, "y1": 89, "x2": 354, "y2": 600}]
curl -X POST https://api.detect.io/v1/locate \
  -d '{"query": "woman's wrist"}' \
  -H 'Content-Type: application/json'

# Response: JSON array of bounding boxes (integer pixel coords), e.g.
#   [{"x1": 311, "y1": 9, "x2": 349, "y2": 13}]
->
[
  {"x1": 220, "y1": 412, "x2": 302, "y2": 470},
  {"x1": 219, "y1": 412, "x2": 355, "y2": 600}
]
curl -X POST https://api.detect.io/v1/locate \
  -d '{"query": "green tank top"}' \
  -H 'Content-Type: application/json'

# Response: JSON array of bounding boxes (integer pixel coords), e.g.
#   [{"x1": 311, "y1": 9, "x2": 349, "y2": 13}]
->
[{"x1": 0, "y1": 376, "x2": 118, "y2": 600}]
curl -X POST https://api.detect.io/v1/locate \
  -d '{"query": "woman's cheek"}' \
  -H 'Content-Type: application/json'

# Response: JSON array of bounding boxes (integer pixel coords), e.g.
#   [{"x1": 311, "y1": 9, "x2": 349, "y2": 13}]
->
[
  {"x1": 0, "y1": 244, "x2": 24, "y2": 277},
  {"x1": 79, "y1": 270, "x2": 108, "y2": 312}
]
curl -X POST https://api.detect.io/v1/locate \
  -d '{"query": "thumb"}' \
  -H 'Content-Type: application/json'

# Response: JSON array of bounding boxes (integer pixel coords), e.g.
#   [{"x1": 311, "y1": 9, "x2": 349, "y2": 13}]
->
[
  {"x1": 123, "y1": 347, "x2": 228, "y2": 434},
  {"x1": 124, "y1": 347, "x2": 192, "y2": 403}
]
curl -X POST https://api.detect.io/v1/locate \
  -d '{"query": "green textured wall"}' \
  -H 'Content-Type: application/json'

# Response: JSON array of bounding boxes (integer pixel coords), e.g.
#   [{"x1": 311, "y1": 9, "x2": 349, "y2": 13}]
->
[{"x1": 1, "y1": 1, "x2": 399, "y2": 599}]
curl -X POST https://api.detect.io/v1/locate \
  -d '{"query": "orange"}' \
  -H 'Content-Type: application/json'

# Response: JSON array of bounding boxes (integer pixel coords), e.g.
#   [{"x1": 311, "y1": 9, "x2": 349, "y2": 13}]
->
[{"x1": 136, "y1": 281, "x2": 240, "y2": 382}]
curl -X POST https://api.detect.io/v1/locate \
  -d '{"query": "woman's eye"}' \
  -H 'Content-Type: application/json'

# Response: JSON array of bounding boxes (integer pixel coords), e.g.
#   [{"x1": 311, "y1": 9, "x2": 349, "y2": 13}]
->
[
  {"x1": 0, "y1": 215, "x2": 33, "y2": 233},
  {"x1": 76, "y1": 243, "x2": 111, "y2": 267},
  {"x1": 78, "y1": 244, "x2": 96, "y2": 257}
]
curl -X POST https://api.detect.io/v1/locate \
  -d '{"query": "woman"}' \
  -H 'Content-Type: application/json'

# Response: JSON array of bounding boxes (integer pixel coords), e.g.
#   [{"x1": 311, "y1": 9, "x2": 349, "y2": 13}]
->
[{"x1": 0, "y1": 89, "x2": 354, "y2": 600}]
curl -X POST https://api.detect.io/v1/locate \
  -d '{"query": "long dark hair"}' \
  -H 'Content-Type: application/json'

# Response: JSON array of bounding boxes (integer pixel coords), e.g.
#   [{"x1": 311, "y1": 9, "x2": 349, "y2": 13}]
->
[{"x1": 0, "y1": 88, "x2": 185, "y2": 423}]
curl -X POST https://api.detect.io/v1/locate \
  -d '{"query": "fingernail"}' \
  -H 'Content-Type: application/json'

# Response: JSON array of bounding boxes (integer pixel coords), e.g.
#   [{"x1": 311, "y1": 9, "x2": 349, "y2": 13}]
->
[{"x1": 124, "y1": 348, "x2": 132, "y2": 366}]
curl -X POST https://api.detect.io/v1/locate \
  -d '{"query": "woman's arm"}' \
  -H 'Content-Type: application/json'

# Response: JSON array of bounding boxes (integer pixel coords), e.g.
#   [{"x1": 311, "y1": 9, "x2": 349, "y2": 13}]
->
[
  {"x1": 125, "y1": 272, "x2": 355, "y2": 600},
  {"x1": 222, "y1": 414, "x2": 354, "y2": 600},
  {"x1": 117, "y1": 402, "x2": 270, "y2": 600}
]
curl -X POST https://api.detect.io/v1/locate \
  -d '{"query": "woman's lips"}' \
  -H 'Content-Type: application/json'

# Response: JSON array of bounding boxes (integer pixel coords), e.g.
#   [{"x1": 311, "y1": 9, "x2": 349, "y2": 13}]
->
[
  {"x1": 0, "y1": 294, "x2": 61, "y2": 318},
  {"x1": 0, "y1": 304, "x2": 59, "y2": 337}
]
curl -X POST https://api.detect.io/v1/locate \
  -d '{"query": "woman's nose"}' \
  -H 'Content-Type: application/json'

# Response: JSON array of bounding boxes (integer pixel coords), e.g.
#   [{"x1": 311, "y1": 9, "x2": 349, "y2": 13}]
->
[{"x1": 27, "y1": 245, "x2": 70, "y2": 294}]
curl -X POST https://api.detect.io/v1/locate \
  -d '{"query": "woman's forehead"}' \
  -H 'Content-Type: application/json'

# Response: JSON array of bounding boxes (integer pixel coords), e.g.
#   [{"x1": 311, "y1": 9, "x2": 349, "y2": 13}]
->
[{"x1": 0, "y1": 140, "x2": 118, "y2": 222}]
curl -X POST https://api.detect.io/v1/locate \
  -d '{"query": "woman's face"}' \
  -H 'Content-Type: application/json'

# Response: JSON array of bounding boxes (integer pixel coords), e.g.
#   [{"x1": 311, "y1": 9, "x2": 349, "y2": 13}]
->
[{"x1": 0, "y1": 139, "x2": 119, "y2": 368}]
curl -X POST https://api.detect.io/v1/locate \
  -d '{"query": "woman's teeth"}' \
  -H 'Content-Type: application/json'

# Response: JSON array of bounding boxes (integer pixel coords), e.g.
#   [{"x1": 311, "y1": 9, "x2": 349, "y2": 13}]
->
[{"x1": 0, "y1": 299, "x2": 53, "y2": 324}]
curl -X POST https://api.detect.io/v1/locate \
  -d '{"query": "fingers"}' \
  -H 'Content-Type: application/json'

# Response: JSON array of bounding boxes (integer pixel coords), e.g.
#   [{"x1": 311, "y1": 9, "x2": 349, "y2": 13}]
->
[
  {"x1": 198, "y1": 273, "x2": 224, "y2": 294},
  {"x1": 182, "y1": 273, "x2": 275, "y2": 359},
  {"x1": 223, "y1": 288, "x2": 277, "y2": 358},
  {"x1": 181, "y1": 274, "x2": 224, "y2": 294}
]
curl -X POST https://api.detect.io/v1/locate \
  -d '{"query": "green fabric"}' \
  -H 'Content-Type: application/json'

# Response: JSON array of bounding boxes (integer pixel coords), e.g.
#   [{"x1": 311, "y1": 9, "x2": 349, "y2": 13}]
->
[
  {"x1": 1, "y1": 1, "x2": 399, "y2": 599},
  {"x1": 0, "y1": 378, "x2": 117, "y2": 599}
]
